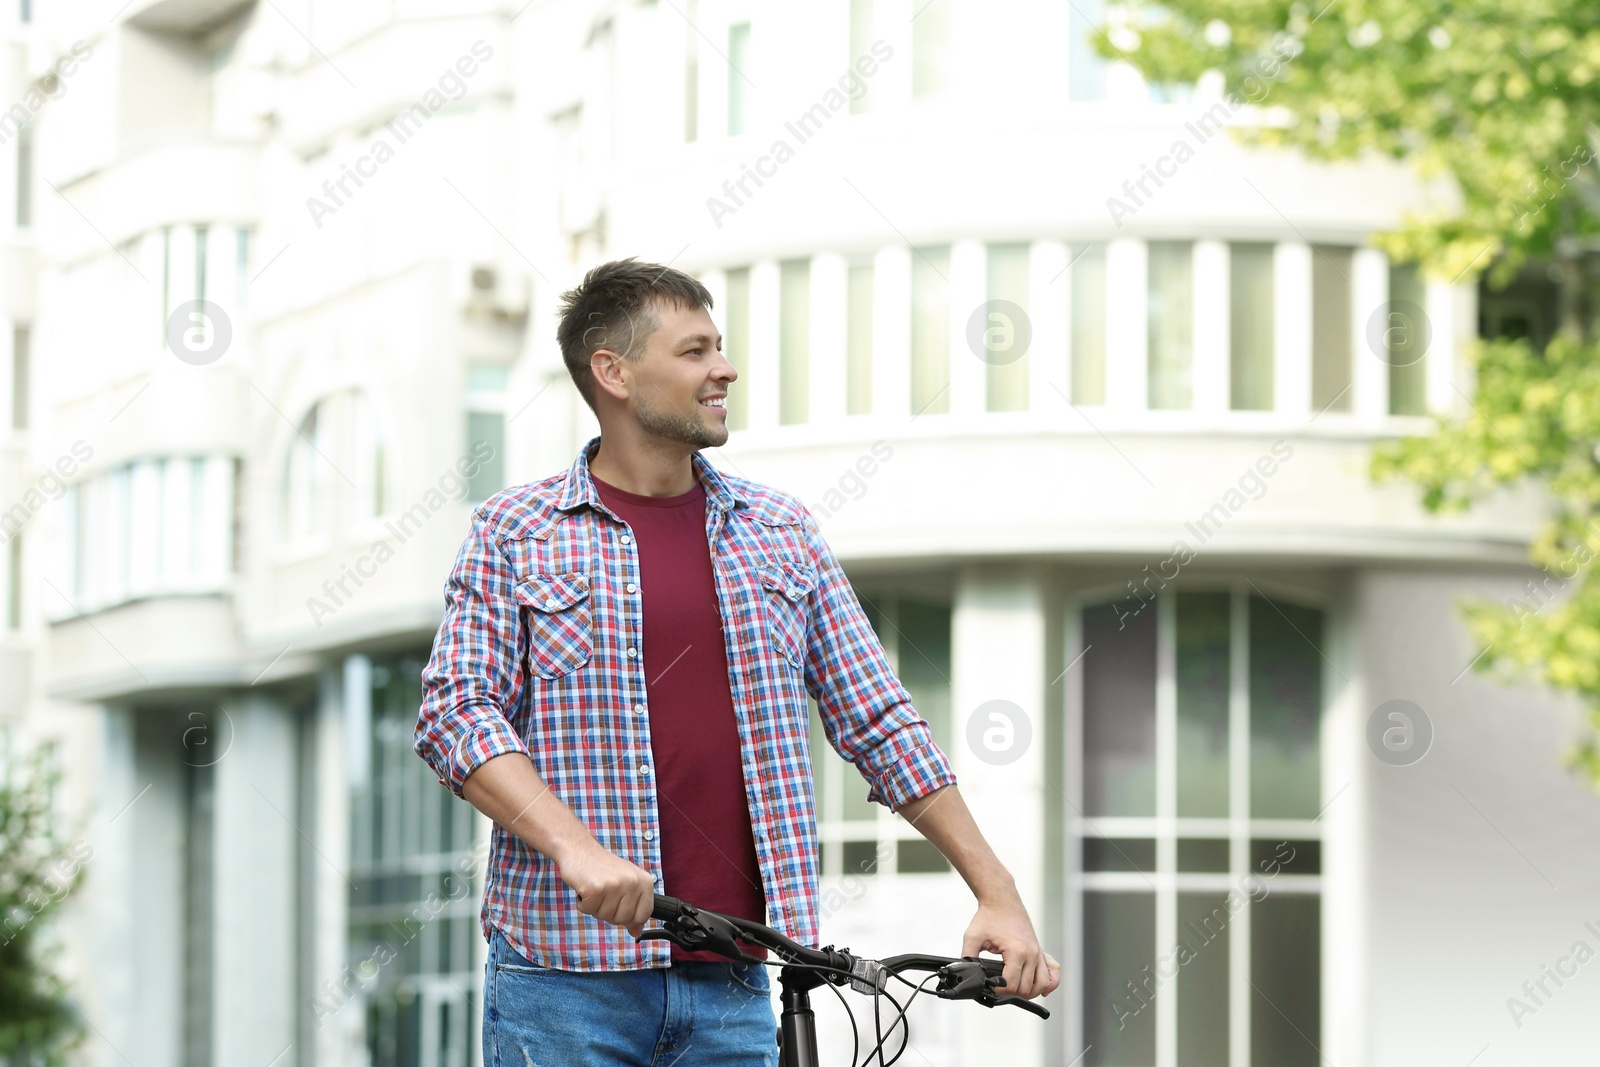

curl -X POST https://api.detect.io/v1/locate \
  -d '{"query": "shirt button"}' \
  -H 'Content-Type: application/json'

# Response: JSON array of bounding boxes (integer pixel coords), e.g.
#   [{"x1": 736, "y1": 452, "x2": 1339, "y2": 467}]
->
[
  {"x1": 634, "y1": 703, "x2": 646, "y2": 715},
  {"x1": 626, "y1": 582, "x2": 637, "y2": 593},
  {"x1": 545, "y1": 598, "x2": 557, "y2": 609},
  {"x1": 640, "y1": 762, "x2": 651, "y2": 774},
  {"x1": 644, "y1": 829, "x2": 656, "y2": 841},
  {"x1": 627, "y1": 646, "x2": 638, "y2": 658},
  {"x1": 620, "y1": 534, "x2": 632, "y2": 545}
]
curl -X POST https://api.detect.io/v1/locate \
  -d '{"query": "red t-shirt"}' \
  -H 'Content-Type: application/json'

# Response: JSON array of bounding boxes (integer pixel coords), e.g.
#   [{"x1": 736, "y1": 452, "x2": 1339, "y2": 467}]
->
[{"x1": 592, "y1": 472, "x2": 769, "y2": 963}]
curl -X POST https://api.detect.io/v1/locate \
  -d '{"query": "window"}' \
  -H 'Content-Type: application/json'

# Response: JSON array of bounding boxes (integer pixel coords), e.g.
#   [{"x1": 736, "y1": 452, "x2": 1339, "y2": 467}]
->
[
  {"x1": 849, "y1": 0, "x2": 876, "y2": 114},
  {"x1": 1230, "y1": 243, "x2": 1275, "y2": 410},
  {"x1": 727, "y1": 22, "x2": 751, "y2": 136},
  {"x1": 6, "y1": 533, "x2": 19, "y2": 630},
  {"x1": 779, "y1": 258, "x2": 810, "y2": 425},
  {"x1": 349, "y1": 654, "x2": 479, "y2": 1067},
  {"x1": 284, "y1": 402, "x2": 329, "y2": 544},
  {"x1": 62, "y1": 456, "x2": 234, "y2": 611},
  {"x1": 846, "y1": 260, "x2": 873, "y2": 415},
  {"x1": 180, "y1": 724, "x2": 216, "y2": 1067},
  {"x1": 911, "y1": 246, "x2": 951, "y2": 416},
  {"x1": 236, "y1": 227, "x2": 251, "y2": 313},
  {"x1": 1388, "y1": 262, "x2": 1427, "y2": 415},
  {"x1": 1311, "y1": 246, "x2": 1353, "y2": 414},
  {"x1": 465, "y1": 367, "x2": 508, "y2": 504},
  {"x1": 1068, "y1": 0, "x2": 1107, "y2": 101},
  {"x1": 345, "y1": 390, "x2": 392, "y2": 518},
  {"x1": 1147, "y1": 241, "x2": 1193, "y2": 409},
  {"x1": 984, "y1": 243, "x2": 1031, "y2": 412},
  {"x1": 683, "y1": 0, "x2": 699, "y2": 141},
  {"x1": 158, "y1": 454, "x2": 193, "y2": 582},
  {"x1": 195, "y1": 225, "x2": 209, "y2": 310},
  {"x1": 910, "y1": 0, "x2": 949, "y2": 99},
  {"x1": 160, "y1": 227, "x2": 171, "y2": 344},
  {"x1": 11, "y1": 325, "x2": 28, "y2": 431},
  {"x1": 1075, "y1": 587, "x2": 1324, "y2": 1065},
  {"x1": 15, "y1": 124, "x2": 31, "y2": 227},
  {"x1": 723, "y1": 267, "x2": 750, "y2": 431},
  {"x1": 554, "y1": 105, "x2": 586, "y2": 233},
  {"x1": 1477, "y1": 261, "x2": 1557, "y2": 352},
  {"x1": 60, "y1": 485, "x2": 78, "y2": 607},
  {"x1": 281, "y1": 389, "x2": 400, "y2": 541},
  {"x1": 810, "y1": 595, "x2": 953, "y2": 885},
  {"x1": 1070, "y1": 243, "x2": 1108, "y2": 405}
]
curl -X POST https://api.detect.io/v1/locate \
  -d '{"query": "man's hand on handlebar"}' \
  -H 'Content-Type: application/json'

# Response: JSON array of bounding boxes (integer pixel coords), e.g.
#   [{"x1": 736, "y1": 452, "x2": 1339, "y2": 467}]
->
[
  {"x1": 961, "y1": 894, "x2": 1061, "y2": 1001},
  {"x1": 557, "y1": 839, "x2": 656, "y2": 937}
]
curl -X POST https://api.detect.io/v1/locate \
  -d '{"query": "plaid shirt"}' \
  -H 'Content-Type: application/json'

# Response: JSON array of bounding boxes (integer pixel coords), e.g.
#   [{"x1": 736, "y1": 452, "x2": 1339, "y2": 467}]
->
[{"x1": 414, "y1": 436, "x2": 957, "y2": 971}]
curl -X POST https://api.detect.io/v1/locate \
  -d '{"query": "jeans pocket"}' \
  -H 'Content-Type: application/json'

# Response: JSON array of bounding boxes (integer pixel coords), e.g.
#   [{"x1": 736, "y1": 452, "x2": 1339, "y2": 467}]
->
[
  {"x1": 491, "y1": 930, "x2": 561, "y2": 976},
  {"x1": 495, "y1": 960, "x2": 561, "y2": 976}
]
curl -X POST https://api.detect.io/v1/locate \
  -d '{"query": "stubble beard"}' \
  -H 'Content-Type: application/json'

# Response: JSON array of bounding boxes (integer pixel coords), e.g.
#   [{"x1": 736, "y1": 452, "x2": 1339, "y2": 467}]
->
[{"x1": 635, "y1": 388, "x2": 728, "y2": 451}]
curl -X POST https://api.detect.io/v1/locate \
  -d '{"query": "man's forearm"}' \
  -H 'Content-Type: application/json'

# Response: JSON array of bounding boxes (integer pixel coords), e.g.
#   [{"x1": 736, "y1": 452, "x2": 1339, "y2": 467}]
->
[
  {"x1": 897, "y1": 784, "x2": 1019, "y2": 904},
  {"x1": 461, "y1": 751, "x2": 594, "y2": 865}
]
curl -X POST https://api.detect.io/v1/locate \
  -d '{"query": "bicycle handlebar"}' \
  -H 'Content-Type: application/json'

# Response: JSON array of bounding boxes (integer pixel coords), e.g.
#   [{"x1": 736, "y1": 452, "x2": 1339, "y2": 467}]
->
[{"x1": 641, "y1": 893, "x2": 1049, "y2": 1020}]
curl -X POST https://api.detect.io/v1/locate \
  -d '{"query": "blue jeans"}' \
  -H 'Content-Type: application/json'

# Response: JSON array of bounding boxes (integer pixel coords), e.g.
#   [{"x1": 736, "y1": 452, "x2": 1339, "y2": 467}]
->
[{"x1": 483, "y1": 928, "x2": 778, "y2": 1067}]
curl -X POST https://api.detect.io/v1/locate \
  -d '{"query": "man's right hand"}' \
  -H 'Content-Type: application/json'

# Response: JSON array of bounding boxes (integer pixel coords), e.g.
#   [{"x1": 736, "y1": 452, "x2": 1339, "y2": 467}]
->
[{"x1": 557, "y1": 839, "x2": 657, "y2": 938}]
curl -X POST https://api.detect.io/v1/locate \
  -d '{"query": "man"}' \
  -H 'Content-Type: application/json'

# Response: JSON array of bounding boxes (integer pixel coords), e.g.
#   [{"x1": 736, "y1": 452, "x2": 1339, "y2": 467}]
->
[{"x1": 415, "y1": 258, "x2": 1060, "y2": 1065}]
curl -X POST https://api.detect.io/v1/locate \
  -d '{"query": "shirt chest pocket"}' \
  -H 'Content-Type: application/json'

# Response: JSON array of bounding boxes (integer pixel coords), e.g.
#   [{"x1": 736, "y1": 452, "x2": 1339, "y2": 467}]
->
[
  {"x1": 515, "y1": 572, "x2": 594, "y2": 679},
  {"x1": 757, "y1": 559, "x2": 816, "y2": 670}
]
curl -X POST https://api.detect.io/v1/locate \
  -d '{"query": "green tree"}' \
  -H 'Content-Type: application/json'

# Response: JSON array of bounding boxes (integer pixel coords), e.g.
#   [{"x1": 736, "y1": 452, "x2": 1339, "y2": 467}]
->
[
  {"x1": 0, "y1": 745, "x2": 86, "y2": 1065},
  {"x1": 1096, "y1": 1, "x2": 1600, "y2": 782}
]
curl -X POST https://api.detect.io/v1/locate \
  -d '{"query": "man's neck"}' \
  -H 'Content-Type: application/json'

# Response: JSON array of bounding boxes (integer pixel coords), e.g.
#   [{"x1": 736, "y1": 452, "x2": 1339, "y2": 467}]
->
[{"x1": 590, "y1": 435, "x2": 698, "y2": 497}]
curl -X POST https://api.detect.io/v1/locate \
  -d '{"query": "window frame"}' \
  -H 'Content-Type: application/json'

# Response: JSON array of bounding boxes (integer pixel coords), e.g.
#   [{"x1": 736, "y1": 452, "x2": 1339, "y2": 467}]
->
[
  {"x1": 810, "y1": 591, "x2": 956, "y2": 891},
  {"x1": 1063, "y1": 576, "x2": 1330, "y2": 1066},
  {"x1": 347, "y1": 652, "x2": 485, "y2": 1067}
]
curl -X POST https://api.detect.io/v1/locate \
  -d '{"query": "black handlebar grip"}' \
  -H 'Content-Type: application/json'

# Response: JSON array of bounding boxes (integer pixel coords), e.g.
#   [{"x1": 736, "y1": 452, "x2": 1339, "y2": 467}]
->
[
  {"x1": 652, "y1": 893, "x2": 689, "y2": 921},
  {"x1": 971, "y1": 955, "x2": 1007, "y2": 982}
]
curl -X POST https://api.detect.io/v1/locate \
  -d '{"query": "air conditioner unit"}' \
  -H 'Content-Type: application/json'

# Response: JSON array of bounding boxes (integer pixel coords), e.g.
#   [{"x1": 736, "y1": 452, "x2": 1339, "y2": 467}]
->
[{"x1": 466, "y1": 262, "x2": 530, "y2": 320}]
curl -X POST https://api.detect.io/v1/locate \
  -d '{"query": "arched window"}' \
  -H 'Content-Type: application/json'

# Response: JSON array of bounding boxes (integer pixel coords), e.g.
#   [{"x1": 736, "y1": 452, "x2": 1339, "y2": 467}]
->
[
  {"x1": 351, "y1": 390, "x2": 392, "y2": 520},
  {"x1": 283, "y1": 401, "x2": 329, "y2": 543}
]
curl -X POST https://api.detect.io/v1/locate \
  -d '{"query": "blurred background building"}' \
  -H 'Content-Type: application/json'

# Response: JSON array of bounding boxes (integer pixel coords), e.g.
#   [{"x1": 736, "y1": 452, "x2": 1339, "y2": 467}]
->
[{"x1": 1, "y1": 1, "x2": 1596, "y2": 1065}]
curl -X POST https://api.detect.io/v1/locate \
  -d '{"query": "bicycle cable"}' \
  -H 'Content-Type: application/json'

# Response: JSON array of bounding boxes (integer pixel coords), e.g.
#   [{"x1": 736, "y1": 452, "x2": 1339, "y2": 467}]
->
[
  {"x1": 871, "y1": 981, "x2": 915, "y2": 1067},
  {"x1": 879, "y1": 974, "x2": 939, "y2": 1067},
  {"x1": 753, "y1": 956, "x2": 862, "y2": 1067}
]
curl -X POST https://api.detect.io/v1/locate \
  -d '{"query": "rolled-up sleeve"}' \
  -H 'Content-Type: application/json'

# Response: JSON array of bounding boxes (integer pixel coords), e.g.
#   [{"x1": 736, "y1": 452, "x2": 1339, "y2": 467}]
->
[
  {"x1": 415, "y1": 509, "x2": 531, "y2": 798},
  {"x1": 799, "y1": 510, "x2": 957, "y2": 812}
]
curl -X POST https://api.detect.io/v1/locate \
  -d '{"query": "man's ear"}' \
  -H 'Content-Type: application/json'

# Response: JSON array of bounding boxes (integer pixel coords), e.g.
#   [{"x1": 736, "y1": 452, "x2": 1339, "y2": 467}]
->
[{"x1": 590, "y1": 348, "x2": 629, "y2": 403}]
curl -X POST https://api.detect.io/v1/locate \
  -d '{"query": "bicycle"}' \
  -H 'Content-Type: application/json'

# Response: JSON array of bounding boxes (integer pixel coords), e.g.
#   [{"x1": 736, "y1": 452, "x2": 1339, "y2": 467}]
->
[{"x1": 638, "y1": 893, "x2": 1049, "y2": 1067}]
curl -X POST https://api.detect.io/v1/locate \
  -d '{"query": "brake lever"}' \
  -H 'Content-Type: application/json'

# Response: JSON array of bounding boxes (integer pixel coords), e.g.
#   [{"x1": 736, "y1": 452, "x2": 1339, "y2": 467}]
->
[
  {"x1": 637, "y1": 929, "x2": 692, "y2": 949},
  {"x1": 937, "y1": 960, "x2": 993, "y2": 1000},
  {"x1": 636, "y1": 905, "x2": 765, "y2": 965},
  {"x1": 937, "y1": 958, "x2": 1051, "y2": 1018},
  {"x1": 977, "y1": 990, "x2": 1051, "y2": 1019}
]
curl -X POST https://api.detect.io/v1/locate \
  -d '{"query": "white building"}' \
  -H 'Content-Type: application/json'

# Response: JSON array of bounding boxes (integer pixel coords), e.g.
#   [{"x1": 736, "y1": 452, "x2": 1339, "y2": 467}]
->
[{"x1": 2, "y1": 1, "x2": 1596, "y2": 1065}]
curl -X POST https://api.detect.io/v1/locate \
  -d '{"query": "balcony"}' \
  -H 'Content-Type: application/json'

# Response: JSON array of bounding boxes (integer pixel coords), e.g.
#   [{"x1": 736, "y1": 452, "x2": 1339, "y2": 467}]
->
[
  {"x1": 46, "y1": 140, "x2": 259, "y2": 262},
  {"x1": 47, "y1": 592, "x2": 243, "y2": 701},
  {"x1": 682, "y1": 236, "x2": 1537, "y2": 568},
  {"x1": 122, "y1": 0, "x2": 254, "y2": 34}
]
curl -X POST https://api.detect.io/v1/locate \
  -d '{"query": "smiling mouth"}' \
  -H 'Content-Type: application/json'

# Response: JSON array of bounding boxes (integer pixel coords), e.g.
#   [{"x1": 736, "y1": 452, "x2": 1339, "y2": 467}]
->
[{"x1": 699, "y1": 396, "x2": 726, "y2": 411}]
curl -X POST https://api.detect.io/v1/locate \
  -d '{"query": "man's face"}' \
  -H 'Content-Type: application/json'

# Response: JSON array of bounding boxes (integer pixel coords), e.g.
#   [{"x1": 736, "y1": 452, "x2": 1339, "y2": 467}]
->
[{"x1": 610, "y1": 298, "x2": 736, "y2": 450}]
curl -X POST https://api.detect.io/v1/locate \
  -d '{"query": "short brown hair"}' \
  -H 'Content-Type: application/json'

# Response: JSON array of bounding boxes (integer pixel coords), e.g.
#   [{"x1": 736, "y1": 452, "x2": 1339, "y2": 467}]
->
[{"x1": 556, "y1": 258, "x2": 714, "y2": 412}]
